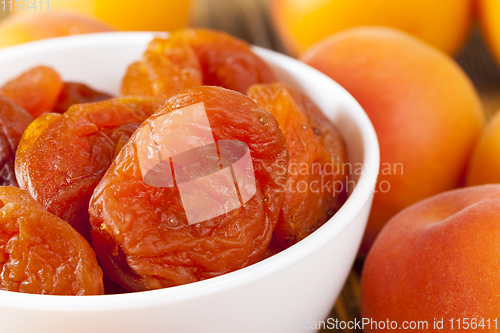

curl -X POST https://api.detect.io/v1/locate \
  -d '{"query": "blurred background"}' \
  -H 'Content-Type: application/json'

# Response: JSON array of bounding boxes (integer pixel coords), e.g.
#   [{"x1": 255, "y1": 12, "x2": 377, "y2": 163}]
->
[
  {"x1": 1, "y1": 1, "x2": 499, "y2": 331},
  {"x1": 191, "y1": 0, "x2": 500, "y2": 119}
]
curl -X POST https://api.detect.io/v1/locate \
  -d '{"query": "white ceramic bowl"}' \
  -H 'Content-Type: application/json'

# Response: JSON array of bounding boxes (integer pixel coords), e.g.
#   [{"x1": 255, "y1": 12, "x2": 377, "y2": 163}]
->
[{"x1": 0, "y1": 32, "x2": 379, "y2": 333}]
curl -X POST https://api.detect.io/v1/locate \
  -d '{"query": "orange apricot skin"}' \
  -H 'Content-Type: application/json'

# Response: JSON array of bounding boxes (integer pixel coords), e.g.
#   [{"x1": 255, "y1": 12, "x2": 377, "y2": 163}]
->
[
  {"x1": 0, "y1": 186, "x2": 103, "y2": 295},
  {"x1": 0, "y1": 66, "x2": 63, "y2": 118},
  {"x1": 301, "y1": 27, "x2": 484, "y2": 256},
  {"x1": 0, "y1": 11, "x2": 115, "y2": 49},
  {"x1": 173, "y1": 28, "x2": 277, "y2": 94},
  {"x1": 89, "y1": 86, "x2": 289, "y2": 291},
  {"x1": 121, "y1": 37, "x2": 203, "y2": 106},
  {"x1": 361, "y1": 185, "x2": 500, "y2": 333},
  {"x1": 272, "y1": 0, "x2": 473, "y2": 56},
  {"x1": 13, "y1": 1, "x2": 191, "y2": 32},
  {"x1": 479, "y1": 0, "x2": 500, "y2": 66},
  {"x1": 248, "y1": 83, "x2": 347, "y2": 248},
  {"x1": 466, "y1": 110, "x2": 500, "y2": 186},
  {"x1": 15, "y1": 97, "x2": 157, "y2": 240}
]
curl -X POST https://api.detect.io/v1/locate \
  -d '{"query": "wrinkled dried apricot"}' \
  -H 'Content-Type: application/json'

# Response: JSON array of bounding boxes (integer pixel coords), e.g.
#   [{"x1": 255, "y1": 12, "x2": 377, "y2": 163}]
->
[
  {"x1": 53, "y1": 82, "x2": 112, "y2": 114},
  {"x1": 0, "y1": 186, "x2": 103, "y2": 295},
  {"x1": 287, "y1": 86, "x2": 348, "y2": 220},
  {"x1": 15, "y1": 97, "x2": 157, "y2": 241},
  {"x1": 121, "y1": 37, "x2": 203, "y2": 106},
  {"x1": 248, "y1": 83, "x2": 347, "y2": 249},
  {"x1": 89, "y1": 86, "x2": 289, "y2": 291},
  {"x1": 172, "y1": 28, "x2": 277, "y2": 94},
  {"x1": 0, "y1": 66, "x2": 63, "y2": 118},
  {"x1": 288, "y1": 87, "x2": 348, "y2": 165},
  {"x1": 0, "y1": 95, "x2": 32, "y2": 187},
  {"x1": 121, "y1": 29, "x2": 276, "y2": 102}
]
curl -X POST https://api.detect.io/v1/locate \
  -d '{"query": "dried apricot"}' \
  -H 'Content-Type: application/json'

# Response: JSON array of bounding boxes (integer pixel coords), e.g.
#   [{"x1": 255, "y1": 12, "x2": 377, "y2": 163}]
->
[
  {"x1": 0, "y1": 95, "x2": 32, "y2": 186},
  {"x1": 0, "y1": 66, "x2": 63, "y2": 118},
  {"x1": 287, "y1": 86, "x2": 348, "y2": 218},
  {"x1": 15, "y1": 97, "x2": 157, "y2": 241},
  {"x1": 53, "y1": 82, "x2": 112, "y2": 114},
  {"x1": 89, "y1": 86, "x2": 289, "y2": 291},
  {"x1": 248, "y1": 83, "x2": 347, "y2": 249},
  {"x1": 121, "y1": 29, "x2": 276, "y2": 101},
  {"x1": 172, "y1": 28, "x2": 277, "y2": 94},
  {"x1": 121, "y1": 37, "x2": 203, "y2": 106},
  {"x1": 288, "y1": 87, "x2": 348, "y2": 165},
  {"x1": 0, "y1": 186, "x2": 103, "y2": 295}
]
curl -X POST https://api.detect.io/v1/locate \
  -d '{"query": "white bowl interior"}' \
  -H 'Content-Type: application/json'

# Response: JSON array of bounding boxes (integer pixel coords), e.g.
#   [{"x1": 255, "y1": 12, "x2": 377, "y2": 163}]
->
[{"x1": 0, "y1": 32, "x2": 379, "y2": 333}]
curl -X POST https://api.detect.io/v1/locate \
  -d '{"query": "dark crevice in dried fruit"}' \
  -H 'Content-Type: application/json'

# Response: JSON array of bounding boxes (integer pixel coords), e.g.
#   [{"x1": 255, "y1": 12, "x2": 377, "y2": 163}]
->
[{"x1": 53, "y1": 82, "x2": 113, "y2": 114}]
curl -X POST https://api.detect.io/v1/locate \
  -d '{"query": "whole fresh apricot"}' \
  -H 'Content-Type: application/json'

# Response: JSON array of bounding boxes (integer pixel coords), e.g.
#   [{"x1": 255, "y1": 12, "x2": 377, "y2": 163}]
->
[
  {"x1": 466, "y1": 110, "x2": 500, "y2": 186},
  {"x1": 361, "y1": 185, "x2": 500, "y2": 332},
  {"x1": 12, "y1": 0, "x2": 191, "y2": 32},
  {"x1": 272, "y1": 0, "x2": 473, "y2": 56},
  {"x1": 478, "y1": 0, "x2": 500, "y2": 66},
  {"x1": 301, "y1": 27, "x2": 484, "y2": 256},
  {"x1": 0, "y1": 11, "x2": 114, "y2": 49}
]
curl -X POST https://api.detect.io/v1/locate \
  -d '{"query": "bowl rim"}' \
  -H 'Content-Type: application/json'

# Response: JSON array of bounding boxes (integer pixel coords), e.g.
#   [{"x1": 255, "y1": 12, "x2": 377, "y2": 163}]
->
[{"x1": 0, "y1": 32, "x2": 380, "y2": 311}]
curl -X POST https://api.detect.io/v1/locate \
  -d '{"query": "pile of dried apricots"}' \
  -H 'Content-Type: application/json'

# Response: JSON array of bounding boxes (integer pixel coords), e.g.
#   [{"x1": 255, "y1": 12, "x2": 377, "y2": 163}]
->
[{"x1": 0, "y1": 28, "x2": 347, "y2": 295}]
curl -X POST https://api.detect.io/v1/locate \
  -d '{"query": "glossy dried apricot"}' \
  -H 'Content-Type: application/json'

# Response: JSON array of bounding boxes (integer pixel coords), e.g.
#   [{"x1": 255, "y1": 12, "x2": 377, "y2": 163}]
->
[
  {"x1": 121, "y1": 37, "x2": 203, "y2": 106},
  {"x1": 0, "y1": 95, "x2": 32, "y2": 187},
  {"x1": 0, "y1": 66, "x2": 63, "y2": 118},
  {"x1": 15, "y1": 97, "x2": 157, "y2": 241},
  {"x1": 53, "y1": 82, "x2": 112, "y2": 114},
  {"x1": 172, "y1": 28, "x2": 277, "y2": 94},
  {"x1": 0, "y1": 186, "x2": 103, "y2": 295},
  {"x1": 89, "y1": 86, "x2": 289, "y2": 291},
  {"x1": 287, "y1": 86, "x2": 348, "y2": 220},
  {"x1": 248, "y1": 83, "x2": 347, "y2": 249},
  {"x1": 288, "y1": 87, "x2": 348, "y2": 165}
]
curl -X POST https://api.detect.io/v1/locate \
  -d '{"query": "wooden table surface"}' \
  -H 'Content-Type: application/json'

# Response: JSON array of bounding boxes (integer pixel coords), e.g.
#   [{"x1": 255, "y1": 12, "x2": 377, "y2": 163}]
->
[{"x1": 2, "y1": 2, "x2": 500, "y2": 332}]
